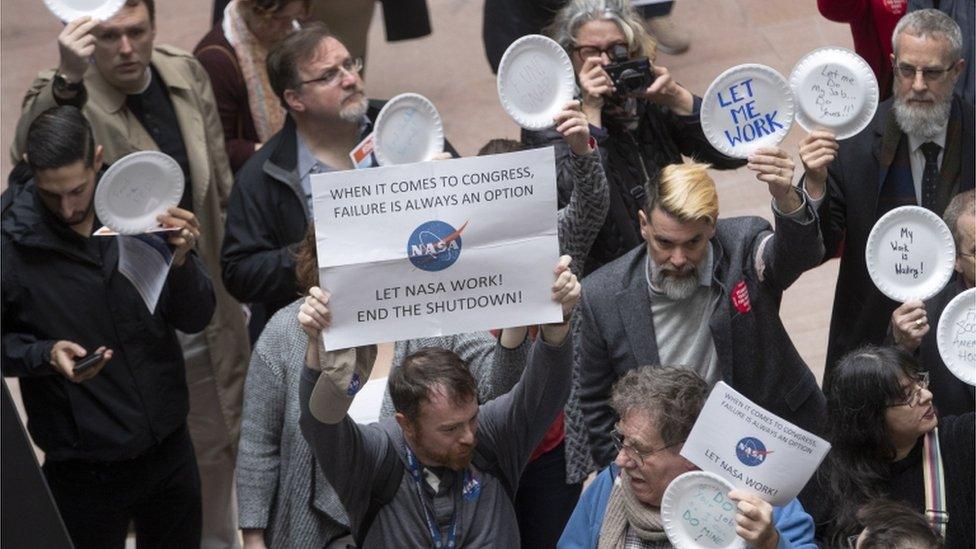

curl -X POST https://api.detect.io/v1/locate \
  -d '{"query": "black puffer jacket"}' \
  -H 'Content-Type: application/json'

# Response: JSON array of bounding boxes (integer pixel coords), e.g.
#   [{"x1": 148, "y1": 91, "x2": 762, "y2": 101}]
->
[
  {"x1": 1, "y1": 183, "x2": 215, "y2": 462},
  {"x1": 523, "y1": 97, "x2": 745, "y2": 276}
]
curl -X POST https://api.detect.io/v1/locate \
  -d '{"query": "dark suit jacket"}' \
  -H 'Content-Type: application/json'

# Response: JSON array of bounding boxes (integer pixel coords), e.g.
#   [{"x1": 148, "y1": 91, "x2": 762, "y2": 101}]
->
[
  {"x1": 817, "y1": 96, "x2": 975, "y2": 375},
  {"x1": 577, "y1": 207, "x2": 827, "y2": 466}
]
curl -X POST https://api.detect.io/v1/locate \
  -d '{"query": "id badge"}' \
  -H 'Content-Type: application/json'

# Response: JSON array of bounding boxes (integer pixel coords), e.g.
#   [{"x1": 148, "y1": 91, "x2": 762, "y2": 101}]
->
[{"x1": 349, "y1": 132, "x2": 377, "y2": 169}]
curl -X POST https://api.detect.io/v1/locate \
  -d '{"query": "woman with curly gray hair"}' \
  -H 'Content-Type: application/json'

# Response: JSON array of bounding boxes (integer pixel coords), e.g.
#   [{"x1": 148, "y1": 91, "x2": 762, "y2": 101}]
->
[
  {"x1": 559, "y1": 366, "x2": 818, "y2": 548},
  {"x1": 523, "y1": 0, "x2": 745, "y2": 278}
]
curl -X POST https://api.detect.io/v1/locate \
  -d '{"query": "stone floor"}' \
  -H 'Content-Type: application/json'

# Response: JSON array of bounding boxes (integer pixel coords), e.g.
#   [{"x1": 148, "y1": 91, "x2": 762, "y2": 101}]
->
[{"x1": 1, "y1": 0, "x2": 853, "y2": 432}]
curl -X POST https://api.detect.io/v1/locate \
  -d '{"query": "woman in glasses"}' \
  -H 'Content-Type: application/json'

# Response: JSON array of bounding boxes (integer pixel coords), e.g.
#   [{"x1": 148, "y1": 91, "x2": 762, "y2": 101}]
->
[
  {"x1": 815, "y1": 345, "x2": 974, "y2": 547},
  {"x1": 559, "y1": 366, "x2": 816, "y2": 548},
  {"x1": 523, "y1": 0, "x2": 745, "y2": 280},
  {"x1": 195, "y1": 0, "x2": 310, "y2": 173}
]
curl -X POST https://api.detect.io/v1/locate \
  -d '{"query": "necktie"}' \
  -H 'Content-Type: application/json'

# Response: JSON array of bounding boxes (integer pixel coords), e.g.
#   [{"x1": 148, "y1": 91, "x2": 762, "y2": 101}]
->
[{"x1": 919, "y1": 141, "x2": 942, "y2": 210}]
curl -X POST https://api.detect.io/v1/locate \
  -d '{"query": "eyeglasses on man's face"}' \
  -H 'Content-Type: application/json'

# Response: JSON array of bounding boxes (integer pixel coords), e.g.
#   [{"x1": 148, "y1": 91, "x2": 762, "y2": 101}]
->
[
  {"x1": 893, "y1": 61, "x2": 957, "y2": 82},
  {"x1": 610, "y1": 427, "x2": 683, "y2": 466},
  {"x1": 886, "y1": 371, "x2": 930, "y2": 408},
  {"x1": 299, "y1": 57, "x2": 364, "y2": 87}
]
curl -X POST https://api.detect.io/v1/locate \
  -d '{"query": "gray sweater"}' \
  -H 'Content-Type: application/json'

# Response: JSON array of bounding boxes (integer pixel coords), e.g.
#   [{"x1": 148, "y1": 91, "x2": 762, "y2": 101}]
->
[
  {"x1": 300, "y1": 334, "x2": 574, "y2": 548},
  {"x1": 236, "y1": 300, "x2": 349, "y2": 548}
]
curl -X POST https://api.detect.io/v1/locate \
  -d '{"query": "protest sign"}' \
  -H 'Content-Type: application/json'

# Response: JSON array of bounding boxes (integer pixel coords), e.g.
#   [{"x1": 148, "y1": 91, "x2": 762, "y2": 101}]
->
[
  {"x1": 937, "y1": 288, "x2": 976, "y2": 386},
  {"x1": 701, "y1": 64, "x2": 794, "y2": 158},
  {"x1": 789, "y1": 47, "x2": 879, "y2": 139},
  {"x1": 661, "y1": 471, "x2": 744, "y2": 549},
  {"x1": 311, "y1": 147, "x2": 561, "y2": 350},
  {"x1": 680, "y1": 382, "x2": 830, "y2": 506},
  {"x1": 866, "y1": 206, "x2": 956, "y2": 302}
]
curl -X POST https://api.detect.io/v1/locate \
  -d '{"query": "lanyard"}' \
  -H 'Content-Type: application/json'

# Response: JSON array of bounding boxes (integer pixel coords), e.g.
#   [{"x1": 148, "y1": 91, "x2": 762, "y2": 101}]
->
[
  {"x1": 922, "y1": 428, "x2": 948, "y2": 537},
  {"x1": 405, "y1": 446, "x2": 461, "y2": 549}
]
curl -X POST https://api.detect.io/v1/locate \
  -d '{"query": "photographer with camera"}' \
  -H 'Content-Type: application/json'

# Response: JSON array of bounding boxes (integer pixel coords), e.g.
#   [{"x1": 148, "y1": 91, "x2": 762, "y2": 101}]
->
[{"x1": 524, "y1": 0, "x2": 745, "y2": 278}]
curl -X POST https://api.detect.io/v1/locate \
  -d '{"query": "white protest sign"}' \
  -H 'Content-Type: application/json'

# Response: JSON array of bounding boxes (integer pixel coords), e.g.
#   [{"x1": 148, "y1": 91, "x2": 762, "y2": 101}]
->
[
  {"x1": 789, "y1": 47, "x2": 879, "y2": 139},
  {"x1": 937, "y1": 288, "x2": 976, "y2": 386},
  {"x1": 680, "y1": 382, "x2": 830, "y2": 506},
  {"x1": 311, "y1": 147, "x2": 561, "y2": 350},
  {"x1": 866, "y1": 206, "x2": 956, "y2": 302},
  {"x1": 700, "y1": 64, "x2": 795, "y2": 158}
]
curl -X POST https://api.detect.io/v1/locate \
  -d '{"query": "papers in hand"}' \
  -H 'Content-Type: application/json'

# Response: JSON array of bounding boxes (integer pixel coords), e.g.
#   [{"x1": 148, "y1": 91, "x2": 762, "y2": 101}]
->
[{"x1": 117, "y1": 234, "x2": 174, "y2": 313}]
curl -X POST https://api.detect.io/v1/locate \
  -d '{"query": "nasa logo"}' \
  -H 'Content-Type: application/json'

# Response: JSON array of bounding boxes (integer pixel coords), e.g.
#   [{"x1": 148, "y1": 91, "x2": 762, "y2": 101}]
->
[
  {"x1": 406, "y1": 220, "x2": 468, "y2": 272},
  {"x1": 735, "y1": 437, "x2": 771, "y2": 467},
  {"x1": 346, "y1": 372, "x2": 361, "y2": 396}
]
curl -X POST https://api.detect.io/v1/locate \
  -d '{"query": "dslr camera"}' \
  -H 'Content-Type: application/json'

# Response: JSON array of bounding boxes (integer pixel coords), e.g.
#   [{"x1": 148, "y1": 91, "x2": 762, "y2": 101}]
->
[{"x1": 603, "y1": 44, "x2": 654, "y2": 96}]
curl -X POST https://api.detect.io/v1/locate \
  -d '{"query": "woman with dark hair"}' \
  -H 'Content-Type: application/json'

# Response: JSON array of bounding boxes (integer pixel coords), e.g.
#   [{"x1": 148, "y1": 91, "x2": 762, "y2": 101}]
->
[
  {"x1": 235, "y1": 226, "x2": 376, "y2": 549},
  {"x1": 815, "y1": 345, "x2": 974, "y2": 547},
  {"x1": 195, "y1": 0, "x2": 310, "y2": 172}
]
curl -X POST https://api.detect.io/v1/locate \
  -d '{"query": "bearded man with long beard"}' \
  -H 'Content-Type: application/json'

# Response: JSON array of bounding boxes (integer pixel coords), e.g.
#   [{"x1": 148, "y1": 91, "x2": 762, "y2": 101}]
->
[
  {"x1": 221, "y1": 23, "x2": 458, "y2": 331},
  {"x1": 798, "y1": 8, "x2": 974, "y2": 382}
]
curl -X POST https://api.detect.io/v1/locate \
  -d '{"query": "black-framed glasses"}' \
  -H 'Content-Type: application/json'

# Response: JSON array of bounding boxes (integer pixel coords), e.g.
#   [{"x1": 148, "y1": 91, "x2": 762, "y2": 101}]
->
[
  {"x1": 572, "y1": 42, "x2": 629, "y2": 60},
  {"x1": 886, "y1": 371, "x2": 930, "y2": 408},
  {"x1": 610, "y1": 428, "x2": 683, "y2": 466},
  {"x1": 893, "y1": 62, "x2": 957, "y2": 82},
  {"x1": 299, "y1": 57, "x2": 364, "y2": 87}
]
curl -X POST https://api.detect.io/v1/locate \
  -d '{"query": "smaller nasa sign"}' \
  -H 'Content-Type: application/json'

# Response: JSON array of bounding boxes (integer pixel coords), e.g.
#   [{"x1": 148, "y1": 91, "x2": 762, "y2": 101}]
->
[
  {"x1": 680, "y1": 382, "x2": 830, "y2": 506},
  {"x1": 311, "y1": 147, "x2": 560, "y2": 350}
]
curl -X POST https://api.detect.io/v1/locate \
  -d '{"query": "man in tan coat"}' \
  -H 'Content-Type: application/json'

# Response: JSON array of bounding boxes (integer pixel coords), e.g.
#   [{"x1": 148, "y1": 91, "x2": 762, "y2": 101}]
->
[{"x1": 11, "y1": 1, "x2": 249, "y2": 547}]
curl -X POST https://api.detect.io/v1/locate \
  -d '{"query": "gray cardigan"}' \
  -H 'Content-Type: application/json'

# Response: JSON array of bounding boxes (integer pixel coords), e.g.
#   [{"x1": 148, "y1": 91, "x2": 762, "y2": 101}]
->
[{"x1": 236, "y1": 300, "x2": 348, "y2": 547}]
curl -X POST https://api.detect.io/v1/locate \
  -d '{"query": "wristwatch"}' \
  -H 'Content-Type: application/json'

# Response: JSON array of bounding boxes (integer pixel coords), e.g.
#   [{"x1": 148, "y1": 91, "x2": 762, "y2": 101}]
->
[{"x1": 52, "y1": 72, "x2": 83, "y2": 95}]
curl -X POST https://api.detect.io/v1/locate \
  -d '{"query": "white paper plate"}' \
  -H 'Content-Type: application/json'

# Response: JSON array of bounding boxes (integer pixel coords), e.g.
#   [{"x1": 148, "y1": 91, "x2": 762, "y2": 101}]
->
[
  {"x1": 43, "y1": 0, "x2": 125, "y2": 21},
  {"x1": 94, "y1": 151, "x2": 184, "y2": 235},
  {"x1": 496, "y1": 34, "x2": 577, "y2": 131},
  {"x1": 789, "y1": 47, "x2": 879, "y2": 140},
  {"x1": 661, "y1": 471, "x2": 746, "y2": 549},
  {"x1": 937, "y1": 288, "x2": 976, "y2": 386},
  {"x1": 866, "y1": 206, "x2": 956, "y2": 302},
  {"x1": 701, "y1": 64, "x2": 794, "y2": 158},
  {"x1": 373, "y1": 93, "x2": 445, "y2": 166}
]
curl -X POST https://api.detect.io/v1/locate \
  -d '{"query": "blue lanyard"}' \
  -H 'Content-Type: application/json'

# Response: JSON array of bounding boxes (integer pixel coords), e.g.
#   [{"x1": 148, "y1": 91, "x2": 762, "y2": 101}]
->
[{"x1": 405, "y1": 446, "x2": 461, "y2": 549}]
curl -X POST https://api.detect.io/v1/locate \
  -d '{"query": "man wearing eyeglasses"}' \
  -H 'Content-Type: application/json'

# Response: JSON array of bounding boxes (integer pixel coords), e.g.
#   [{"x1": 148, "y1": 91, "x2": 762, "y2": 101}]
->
[
  {"x1": 10, "y1": 2, "x2": 251, "y2": 547},
  {"x1": 798, "y1": 9, "x2": 974, "y2": 380},
  {"x1": 221, "y1": 23, "x2": 456, "y2": 329}
]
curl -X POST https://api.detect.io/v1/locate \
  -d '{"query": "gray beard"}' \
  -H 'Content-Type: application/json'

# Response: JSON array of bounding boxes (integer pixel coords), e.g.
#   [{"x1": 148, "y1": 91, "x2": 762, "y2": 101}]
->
[
  {"x1": 339, "y1": 96, "x2": 369, "y2": 124},
  {"x1": 649, "y1": 260, "x2": 699, "y2": 300},
  {"x1": 892, "y1": 92, "x2": 951, "y2": 140}
]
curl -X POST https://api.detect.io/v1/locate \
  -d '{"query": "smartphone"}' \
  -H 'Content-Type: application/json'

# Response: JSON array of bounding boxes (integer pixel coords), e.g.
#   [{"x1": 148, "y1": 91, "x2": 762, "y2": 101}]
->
[{"x1": 72, "y1": 352, "x2": 104, "y2": 374}]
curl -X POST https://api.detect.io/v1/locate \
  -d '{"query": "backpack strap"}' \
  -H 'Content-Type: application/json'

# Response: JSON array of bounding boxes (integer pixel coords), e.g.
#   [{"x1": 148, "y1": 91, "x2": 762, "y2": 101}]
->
[{"x1": 355, "y1": 437, "x2": 404, "y2": 547}]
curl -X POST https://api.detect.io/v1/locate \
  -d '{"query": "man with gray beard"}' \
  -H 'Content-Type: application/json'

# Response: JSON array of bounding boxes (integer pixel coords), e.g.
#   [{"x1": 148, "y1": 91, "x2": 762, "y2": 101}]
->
[
  {"x1": 221, "y1": 23, "x2": 456, "y2": 329},
  {"x1": 577, "y1": 153, "x2": 827, "y2": 471},
  {"x1": 798, "y1": 9, "x2": 974, "y2": 381}
]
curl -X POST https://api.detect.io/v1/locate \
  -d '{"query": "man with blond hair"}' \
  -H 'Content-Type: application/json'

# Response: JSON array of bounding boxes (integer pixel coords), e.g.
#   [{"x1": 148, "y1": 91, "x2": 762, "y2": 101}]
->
[{"x1": 577, "y1": 148, "x2": 827, "y2": 471}]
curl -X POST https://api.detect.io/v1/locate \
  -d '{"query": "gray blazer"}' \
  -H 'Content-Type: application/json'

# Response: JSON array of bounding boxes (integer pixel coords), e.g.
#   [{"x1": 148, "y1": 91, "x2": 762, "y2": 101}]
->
[{"x1": 577, "y1": 206, "x2": 828, "y2": 466}]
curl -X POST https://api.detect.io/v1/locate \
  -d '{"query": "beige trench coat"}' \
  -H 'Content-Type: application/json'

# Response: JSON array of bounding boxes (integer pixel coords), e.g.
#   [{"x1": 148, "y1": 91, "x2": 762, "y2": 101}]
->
[{"x1": 13, "y1": 45, "x2": 249, "y2": 454}]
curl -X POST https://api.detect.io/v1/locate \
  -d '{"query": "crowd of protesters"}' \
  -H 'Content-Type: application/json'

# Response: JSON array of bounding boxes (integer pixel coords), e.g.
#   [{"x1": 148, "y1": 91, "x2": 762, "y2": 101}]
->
[{"x1": 2, "y1": 0, "x2": 973, "y2": 548}]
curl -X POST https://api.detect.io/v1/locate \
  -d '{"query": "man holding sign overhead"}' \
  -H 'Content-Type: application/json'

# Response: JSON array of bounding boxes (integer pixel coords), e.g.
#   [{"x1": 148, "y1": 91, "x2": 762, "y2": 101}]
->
[
  {"x1": 297, "y1": 256, "x2": 578, "y2": 548},
  {"x1": 799, "y1": 9, "x2": 974, "y2": 376},
  {"x1": 577, "y1": 153, "x2": 827, "y2": 473}
]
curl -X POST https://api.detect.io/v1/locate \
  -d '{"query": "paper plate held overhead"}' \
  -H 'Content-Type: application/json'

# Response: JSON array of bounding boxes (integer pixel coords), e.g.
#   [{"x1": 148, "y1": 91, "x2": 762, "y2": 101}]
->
[
  {"x1": 866, "y1": 206, "x2": 956, "y2": 302},
  {"x1": 94, "y1": 151, "x2": 185, "y2": 235},
  {"x1": 701, "y1": 64, "x2": 795, "y2": 158},
  {"x1": 661, "y1": 471, "x2": 746, "y2": 549},
  {"x1": 373, "y1": 93, "x2": 445, "y2": 166},
  {"x1": 43, "y1": 0, "x2": 125, "y2": 22},
  {"x1": 497, "y1": 34, "x2": 577, "y2": 131},
  {"x1": 937, "y1": 288, "x2": 976, "y2": 386},
  {"x1": 789, "y1": 47, "x2": 879, "y2": 139}
]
